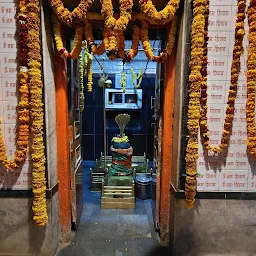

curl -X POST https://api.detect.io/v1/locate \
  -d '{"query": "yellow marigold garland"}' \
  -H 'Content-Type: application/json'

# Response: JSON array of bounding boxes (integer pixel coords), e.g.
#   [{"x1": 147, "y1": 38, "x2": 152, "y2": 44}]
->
[
  {"x1": 166, "y1": 16, "x2": 178, "y2": 55},
  {"x1": 200, "y1": 0, "x2": 245, "y2": 153},
  {"x1": 51, "y1": 15, "x2": 69, "y2": 58},
  {"x1": 69, "y1": 26, "x2": 84, "y2": 59},
  {"x1": 184, "y1": 0, "x2": 207, "y2": 209},
  {"x1": 117, "y1": 31, "x2": 126, "y2": 59},
  {"x1": 138, "y1": 0, "x2": 180, "y2": 25},
  {"x1": 49, "y1": 0, "x2": 94, "y2": 27},
  {"x1": 141, "y1": 18, "x2": 177, "y2": 62},
  {"x1": 100, "y1": 0, "x2": 133, "y2": 33},
  {"x1": 84, "y1": 19, "x2": 107, "y2": 56},
  {"x1": 126, "y1": 25, "x2": 140, "y2": 62},
  {"x1": 246, "y1": 0, "x2": 256, "y2": 156},
  {"x1": 141, "y1": 21, "x2": 154, "y2": 60},
  {"x1": 52, "y1": 15, "x2": 83, "y2": 59},
  {"x1": 27, "y1": 0, "x2": 47, "y2": 226},
  {"x1": 0, "y1": 0, "x2": 30, "y2": 170}
]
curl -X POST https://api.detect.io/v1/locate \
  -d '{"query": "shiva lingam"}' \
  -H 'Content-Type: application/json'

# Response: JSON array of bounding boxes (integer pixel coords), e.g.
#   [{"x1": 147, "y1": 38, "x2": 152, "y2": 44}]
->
[{"x1": 109, "y1": 114, "x2": 133, "y2": 176}]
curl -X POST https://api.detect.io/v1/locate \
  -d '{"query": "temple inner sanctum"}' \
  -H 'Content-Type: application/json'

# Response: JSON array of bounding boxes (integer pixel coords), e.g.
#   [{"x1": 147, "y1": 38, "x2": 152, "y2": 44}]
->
[{"x1": 0, "y1": 0, "x2": 256, "y2": 255}]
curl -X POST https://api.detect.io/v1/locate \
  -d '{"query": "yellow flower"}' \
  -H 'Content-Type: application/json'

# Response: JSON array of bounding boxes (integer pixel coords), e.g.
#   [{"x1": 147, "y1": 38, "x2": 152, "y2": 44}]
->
[{"x1": 138, "y1": 0, "x2": 180, "y2": 25}]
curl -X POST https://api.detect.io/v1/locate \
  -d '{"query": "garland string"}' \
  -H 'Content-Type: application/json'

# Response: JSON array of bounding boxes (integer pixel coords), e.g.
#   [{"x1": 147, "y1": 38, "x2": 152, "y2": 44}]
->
[
  {"x1": 184, "y1": 0, "x2": 207, "y2": 209},
  {"x1": 246, "y1": 0, "x2": 256, "y2": 156},
  {"x1": 27, "y1": 0, "x2": 48, "y2": 226},
  {"x1": 200, "y1": 0, "x2": 246, "y2": 153},
  {"x1": 0, "y1": 0, "x2": 30, "y2": 170}
]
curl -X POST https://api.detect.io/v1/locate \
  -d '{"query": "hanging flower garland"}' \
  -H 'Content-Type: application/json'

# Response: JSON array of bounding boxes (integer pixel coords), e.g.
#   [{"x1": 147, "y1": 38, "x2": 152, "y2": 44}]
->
[
  {"x1": 200, "y1": 0, "x2": 245, "y2": 153},
  {"x1": 165, "y1": 15, "x2": 178, "y2": 55},
  {"x1": 49, "y1": 0, "x2": 94, "y2": 27},
  {"x1": 141, "y1": 18, "x2": 178, "y2": 62},
  {"x1": 27, "y1": 0, "x2": 48, "y2": 226},
  {"x1": 120, "y1": 71, "x2": 126, "y2": 92},
  {"x1": 83, "y1": 41, "x2": 93, "y2": 93},
  {"x1": 246, "y1": 0, "x2": 256, "y2": 156},
  {"x1": 52, "y1": 15, "x2": 69, "y2": 58},
  {"x1": 141, "y1": 21, "x2": 154, "y2": 60},
  {"x1": 131, "y1": 68, "x2": 143, "y2": 88},
  {"x1": 69, "y1": 26, "x2": 84, "y2": 59},
  {"x1": 100, "y1": 0, "x2": 133, "y2": 33},
  {"x1": 84, "y1": 20, "x2": 107, "y2": 56},
  {"x1": 107, "y1": 30, "x2": 118, "y2": 60},
  {"x1": 126, "y1": 24, "x2": 140, "y2": 62},
  {"x1": 117, "y1": 31, "x2": 126, "y2": 59},
  {"x1": 79, "y1": 45, "x2": 85, "y2": 112},
  {"x1": 138, "y1": 0, "x2": 180, "y2": 25},
  {"x1": 87, "y1": 52, "x2": 93, "y2": 93},
  {"x1": 52, "y1": 15, "x2": 83, "y2": 59},
  {"x1": 184, "y1": 0, "x2": 207, "y2": 209},
  {"x1": 0, "y1": 0, "x2": 30, "y2": 170}
]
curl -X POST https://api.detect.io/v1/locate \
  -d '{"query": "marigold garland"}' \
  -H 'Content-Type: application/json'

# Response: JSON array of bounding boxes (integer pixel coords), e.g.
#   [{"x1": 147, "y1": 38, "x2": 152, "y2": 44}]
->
[
  {"x1": 141, "y1": 18, "x2": 177, "y2": 62},
  {"x1": 200, "y1": 0, "x2": 245, "y2": 153},
  {"x1": 141, "y1": 21, "x2": 154, "y2": 60},
  {"x1": 84, "y1": 19, "x2": 107, "y2": 56},
  {"x1": 101, "y1": 0, "x2": 133, "y2": 33},
  {"x1": 246, "y1": 0, "x2": 256, "y2": 156},
  {"x1": 51, "y1": 15, "x2": 68, "y2": 58},
  {"x1": 27, "y1": 0, "x2": 48, "y2": 226},
  {"x1": 126, "y1": 25, "x2": 140, "y2": 62},
  {"x1": 166, "y1": 16, "x2": 178, "y2": 55},
  {"x1": 69, "y1": 26, "x2": 84, "y2": 59},
  {"x1": 0, "y1": 0, "x2": 30, "y2": 170},
  {"x1": 117, "y1": 31, "x2": 126, "y2": 59},
  {"x1": 184, "y1": 0, "x2": 207, "y2": 209},
  {"x1": 138, "y1": 0, "x2": 180, "y2": 25},
  {"x1": 52, "y1": 15, "x2": 83, "y2": 59},
  {"x1": 49, "y1": 0, "x2": 94, "y2": 27}
]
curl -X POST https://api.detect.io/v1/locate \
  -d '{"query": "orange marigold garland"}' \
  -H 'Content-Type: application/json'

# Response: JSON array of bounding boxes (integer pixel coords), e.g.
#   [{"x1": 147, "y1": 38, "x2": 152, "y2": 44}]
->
[
  {"x1": 49, "y1": 0, "x2": 94, "y2": 27},
  {"x1": 100, "y1": 0, "x2": 133, "y2": 33},
  {"x1": 0, "y1": 0, "x2": 30, "y2": 170},
  {"x1": 107, "y1": 30, "x2": 118, "y2": 60},
  {"x1": 138, "y1": 0, "x2": 180, "y2": 25},
  {"x1": 200, "y1": 0, "x2": 245, "y2": 153},
  {"x1": 27, "y1": 0, "x2": 48, "y2": 226},
  {"x1": 52, "y1": 15, "x2": 83, "y2": 59},
  {"x1": 117, "y1": 31, "x2": 126, "y2": 59},
  {"x1": 69, "y1": 25, "x2": 84, "y2": 59},
  {"x1": 141, "y1": 21, "x2": 154, "y2": 60},
  {"x1": 246, "y1": 0, "x2": 256, "y2": 156},
  {"x1": 52, "y1": 15, "x2": 69, "y2": 58},
  {"x1": 184, "y1": 0, "x2": 207, "y2": 209},
  {"x1": 84, "y1": 19, "x2": 107, "y2": 56},
  {"x1": 126, "y1": 24, "x2": 140, "y2": 62},
  {"x1": 141, "y1": 18, "x2": 177, "y2": 62}
]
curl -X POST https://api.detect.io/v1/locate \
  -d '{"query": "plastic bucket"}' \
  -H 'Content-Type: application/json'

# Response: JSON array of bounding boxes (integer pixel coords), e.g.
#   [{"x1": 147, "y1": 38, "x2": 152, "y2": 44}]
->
[{"x1": 135, "y1": 175, "x2": 152, "y2": 200}]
